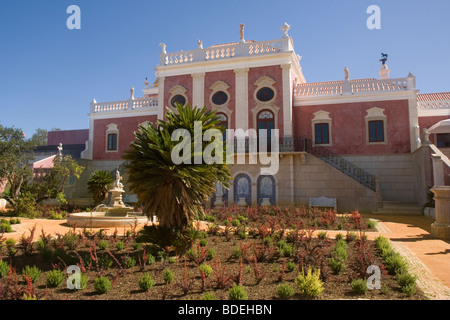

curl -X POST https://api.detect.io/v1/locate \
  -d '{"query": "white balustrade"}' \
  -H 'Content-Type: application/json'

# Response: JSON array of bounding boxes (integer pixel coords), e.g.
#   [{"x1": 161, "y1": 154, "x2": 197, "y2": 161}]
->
[
  {"x1": 160, "y1": 38, "x2": 290, "y2": 66},
  {"x1": 91, "y1": 98, "x2": 158, "y2": 114},
  {"x1": 418, "y1": 100, "x2": 450, "y2": 110},
  {"x1": 294, "y1": 77, "x2": 410, "y2": 97}
]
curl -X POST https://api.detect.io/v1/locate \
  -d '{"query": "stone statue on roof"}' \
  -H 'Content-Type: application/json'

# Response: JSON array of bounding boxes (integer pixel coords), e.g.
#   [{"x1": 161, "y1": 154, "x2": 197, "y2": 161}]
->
[
  {"x1": 240, "y1": 24, "x2": 245, "y2": 43},
  {"x1": 197, "y1": 39, "x2": 203, "y2": 49},
  {"x1": 380, "y1": 53, "x2": 388, "y2": 65},
  {"x1": 344, "y1": 66, "x2": 349, "y2": 80},
  {"x1": 159, "y1": 43, "x2": 166, "y2": 54}
]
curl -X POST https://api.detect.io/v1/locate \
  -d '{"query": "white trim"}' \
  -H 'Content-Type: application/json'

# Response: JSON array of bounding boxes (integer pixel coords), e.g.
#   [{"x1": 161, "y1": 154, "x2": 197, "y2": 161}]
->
[
  {"x1": 365, "y1": 107, "x2": 388, "y2": 145},
  {"x1": 235, "y1": 68, "x2": 249, "y2": 131},
  {"x1": 105, "y1": 123, "x2": 119, "y2": 153},
  {"x1": 209, "y1": 80, "x2": 233, "y2": 121},
  {"x1": 192, "y1": 72, "x2": 205, "y2": 108},
  {"x1": 281, "y1": 64, "x2": 293, "y2": 137}
]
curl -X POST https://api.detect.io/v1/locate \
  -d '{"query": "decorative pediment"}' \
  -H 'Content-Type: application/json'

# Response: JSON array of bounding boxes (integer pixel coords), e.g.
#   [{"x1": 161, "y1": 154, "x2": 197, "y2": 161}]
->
[
  {"x1": 209, "y1": 80, "x2": 230, "y2": 92},
  {"x1": 168, "y1": 84, "x2": 187, "y2": 95},
  {"x1": 254, "y1": 76, "x2": 276, "y2": 88},
  {"x1": 365, "y1": 107, "x2": 386, "y2": 118},
  {"x1": 106, "y1": 123, "x2": 118, "y2": 131},
  {"x1": 312, "y1": 110, "x2": 331, "y2": 121}
]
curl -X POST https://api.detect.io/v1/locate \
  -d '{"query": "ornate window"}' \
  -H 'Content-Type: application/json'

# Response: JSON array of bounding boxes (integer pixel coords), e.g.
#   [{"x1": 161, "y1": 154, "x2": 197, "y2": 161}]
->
[
  {"x1": 257, "y1": 110, "x2": 275, "y2": 151},
  {"x1": 209, "y1": 81, "x2": 232, "y2": 122},
  {"x1": 105, "y1": 123, "x2": 119, "y2": 152},
  {"x1": 212, "y1": 91, "x2": 228, "y2": 106},
  {"x1": 256, "y1": 87, "x2": 275, "y2": 102},
  {"x1": 168, "y1": 85, "x2": 188, "y2": 112},
  {"x1": 365, "y1": 107, "x2": 387, "y2": 145},
  {"x1": 234, "y1": 174, "x2": 251, "y2": 206},
  {"x1": 257, "y1": 175, "x2": 276, "y2": 206},
  {"x1": 251, "y1": 76, "x2": 279, "y2": 133},
  {"x1": 311, "y1": 110, "x2": 332, "y2": 146}
]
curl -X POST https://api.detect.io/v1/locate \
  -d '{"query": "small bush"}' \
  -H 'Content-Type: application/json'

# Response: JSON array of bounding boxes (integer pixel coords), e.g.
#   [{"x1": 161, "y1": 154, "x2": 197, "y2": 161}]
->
[
  {"x1": 22, "y1": 265, "x2": 43, "y2": 283},
  {"x1": 396, "y1": 272, "x2": 417, "y2": 290},
  {"x1": 199, "y1": 238, "x2": 208, "y2": 247},
  {"x1": 168, "y1": 256, "x2": 176, "y2": 264},
  {"x1": 280, "y1": 244, "x2": 294, "y2": 257},
  {"x1": 317, "y1": 232, "x2": 327, "y2": 240},
  {"x1": 295, "y1": 267, "x2": 324, "y2": 298},
  {"x1": 98, "y1": 255, "x2": 113, "y2": 270},
  {"x1": 163, "y1": 269, "x2": 174, "y2": 284},
  {"x1": 94, "y1": 276, "x2": 112, "y2": 294},
  {"x1": 138, "y1": 274, "x2": 155, "y2": 291},
  {"x1": 0, "y1": 222, "x2": 12, "y2": 233},
  {"x1": 237, "y1": 231, "x2": 247, "y2": 240},
  {"x1": 367, "y1": 219, "x2": 377, "y2": 229},
  {"x1": 286, "y1": 261, "x2": 296, "y2": 273},
  {"x1": 199, "y1": 263, "x2": 213, "y2": 278},
  {"x1": 207, "y1": 248, "x2": 216, "y2": 260},
  {"x1": 228, "y1": 284, "x2": 248, "y2": 300},
  {"x1": 231, "y1": 219, "x2": 241, "y2": 227},
  {"x1": 328, "y1": 257, "x2": 345, "y2": 275},
  {"x1": 232, "y1": 246, "x2": 242, "y2": 259},
  {"x1": 63, "y1": 232, "x2": 79, "y2": 250},
  {"x1": 201, "y1": 292, "x2": 217, "y2": 300},
  {"x1": 401, "y1": 283, "x2": 416, "y2": 297},
  {"x1": 384, "y1": 253, "x2": 408, "y2": 275},
  {"x1": 147, "y1": 254, "x2": 155, "y2": 265},
  {"x1": 0, "y1": 260, "x2": 10, "y2": 278},
  {"x1": 115, "y1": 241, "x2": 125, "y2": 251},
  {"x1": 333, "y1": 241, "x2": 348, "y2": 261},
  {"x1": 49, "y1": 212, "x2": 64, "y2": 220},
  {"x1": 346, "y1": 232, "x2": 357, "y2": 242},
  {"x1": 132, "y1": 242, "x2": 142, "y2": 251},
  {"x1": 351, "y1": 278, "x2": 368, "y2": 295},
  {"x1": 276, "y1": 282, "x2": 295, "y2": 299},
  {"x1": 124, "y1": 256, "x2": 136, "y2": 269},
  {"x1": 98, "y1": 240, "x2": 109, "y2": 250},
  {"x1": 9, "y1": 218, "x2": 21, "y2": 225},
  {"x1": 335, "y1": 233, "x2": 344, "y2": 241},
  {"x1": 46, "y1": 269, "x2": 65, "y2": 288}
]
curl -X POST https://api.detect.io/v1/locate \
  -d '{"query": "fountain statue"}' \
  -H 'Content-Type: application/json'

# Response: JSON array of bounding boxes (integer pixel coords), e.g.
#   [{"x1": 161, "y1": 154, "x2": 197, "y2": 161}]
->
[{"x1": 67, "y1": 170, "x2": 150, "y2": 228}]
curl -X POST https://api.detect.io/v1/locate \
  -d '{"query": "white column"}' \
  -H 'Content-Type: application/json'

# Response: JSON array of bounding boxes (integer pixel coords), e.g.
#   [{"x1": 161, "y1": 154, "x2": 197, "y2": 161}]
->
[
  {"x1": 81, "y1": 115, "x2": 94, "y2": 160},
  {"x1": 432, "y1": 154, "x2": 445, "y2": 186},
  {"x1": 281, "y1": 64, "x2": 293, "y2": 137},
  {"x1": 234, "y1": 68, "x2": 249, "y2": 131},
  {"x1": 157, "y1": 77, "x2": 165, "y2": 120},
  {"x1": 192, "y1": 72, "x2": 205, "y2": 108}
]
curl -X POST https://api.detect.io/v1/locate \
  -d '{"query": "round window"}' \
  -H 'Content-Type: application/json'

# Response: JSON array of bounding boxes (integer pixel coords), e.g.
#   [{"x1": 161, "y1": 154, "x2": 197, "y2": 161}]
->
[
  {"x1": 212, "y1": 91, "x2": 228, "y2": 105},
  {"x1": 171, "y1": 95, "x2": 186, "y2": 107},
  {"x1": 256, "y1": 87, "x2": 275, "y2": 102}
]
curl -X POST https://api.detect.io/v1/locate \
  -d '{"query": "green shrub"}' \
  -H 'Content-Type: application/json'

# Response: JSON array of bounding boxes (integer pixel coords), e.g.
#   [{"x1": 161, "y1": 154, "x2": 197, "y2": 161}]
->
[
  {"x1": 63, "y1": 232, "x2": 79, "y2": 250},
  {"x1": 124, "y1": 256, "x2": 136, "y2": 269},
  {"x1": 168, "y1": 256, "x2": 176, "y2": 264},
  {"x1": 22, "y1": 265, "x2": 42, "y2": 283},
  {"x1": 232, "y1": 246, "x2": 242, "y2": 259},
  {"x1": 384, "y1": 253, "x2": 408, "y2": 275},
  {"x1": 201, "y1": 292, "x2": 217, "y2": 300},
  {"x1": 199, "y1": 263, "x2": 213, "y2": 278},
  {"x1": 46, "y1": 269, "x2": 65, "y2": 288},
  {"x1": 231, "y1": 219, "x2": 241, "y2": 227},
  {"x1": 98, "y1": 240, "x2": 109, "y2": 250},
  {"x1": 263, "y1": 236, "x2": 272, "y2": 247},
  {"x1": 94, "y1": 276, "x2": 111, "y2": 294},
  {"x1": 199, "y1": 238, "x2": 208, "y2": 247},
  {"x1": 280, "y1": 244, "x2": 294, "y2": 257},
  {"x1": 317, "y1": 232, "x2": 327, "y2": 240},
  {"x1": 333, "y1": 241, "x2": 348, "y2": 262},
  {"x1": 228, "y1": 284, "x2": 248, "y2": 300},
  {"x1": 207, "y1": 248, "x2": 216, "y2": 260},
  {"x1": 346, "y1": 232, "x2": 357, "y2": 242},
  {"x1": 0, "y1": 222, "x2": 12, "y2": 233},
  {"x1": 147, "y1": 253, "x2": 155, "y2": 265},
  {"x1": 237, "y1": 231, "x2": 247, "y2": 240},
  {"x1": 294, "y1": 267, "x2": 324, "y2": 298},
  {"x1": 132, "y1": 242, "x2": 142, "y2": 251},
  {"x1": 367, "y1": 219, "x2": 377, "y2": 229},
  {"x1": 335, "y1": 233, "x2": 344, "y2": 241},
  {"x1": 98, "y1": 255, "x2": 113, "y2": 270},
  {"x1": 328, "y1": 257, "x2": 345, "y2": 275},
  {"x1": 401, "y1": 283, "x2": 416, "y2": 297},
  {"x1": 286, "y1": 261, "x2": 296, "y2": 273},
  {"x1": 396, "y1": 272, "x2": 417, "y2": 290},
  {"x1": 138, "y1": 274, "x2": 155, "y2": 291},
  {"x1": 49, "y1": 212, "x2": 64, "y2": 220},
  {"x1": 351, "y1": 278, "x2": 368, "y2": 295},
  {"x1": 0, "y1": 260, "x2": 10, "y2": 277},
  {"x1": 115, "y1": 241, "x2": 125, "y2": 251},
  {"x1": 276, "y1": 282, "x2": 295, "y2": 299},
  {"x1": 163, "y1": 269, "x2": 174, "y2": 284},
  {"x1": 9, "y1": 218, "x2": 20, "y2": 225}
]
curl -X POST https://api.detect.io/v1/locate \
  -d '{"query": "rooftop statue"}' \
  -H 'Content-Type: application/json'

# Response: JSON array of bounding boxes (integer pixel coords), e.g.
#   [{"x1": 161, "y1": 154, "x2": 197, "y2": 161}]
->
[
  {"x1": 240, "y1": 24, "x2": 245, "y2": 43},
  {"x1": 380, "y1": 53, "x2": 388, "y2": 65}
]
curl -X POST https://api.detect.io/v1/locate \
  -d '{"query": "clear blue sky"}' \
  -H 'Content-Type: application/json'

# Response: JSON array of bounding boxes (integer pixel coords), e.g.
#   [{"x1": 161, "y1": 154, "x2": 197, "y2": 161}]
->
[{"x1": 0, "y1": 0, "x2": 449, "y2": 138}]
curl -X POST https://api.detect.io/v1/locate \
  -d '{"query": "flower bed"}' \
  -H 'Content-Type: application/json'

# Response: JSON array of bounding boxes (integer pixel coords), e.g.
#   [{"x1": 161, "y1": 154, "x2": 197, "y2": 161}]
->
[{"x1": 0, "y1": 219, "x2": 426, "y2": 300}]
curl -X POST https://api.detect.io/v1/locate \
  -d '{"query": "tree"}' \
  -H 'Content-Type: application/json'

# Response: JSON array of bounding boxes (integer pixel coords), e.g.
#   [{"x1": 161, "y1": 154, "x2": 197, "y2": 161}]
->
[
  {"x1": 29, "y1": 128, "x2": 48, "y2": 147},
  {"x1": 30, "y1": 155, "x2": 85, "y2": 204},
  {"x1": 123, "y1": 103, "x2": 231, "y2": 231},
  {"x1": 0, "y1": 125, "x2": 34, "y2": 210},
  {"x1": 87, "y1": 170, "x2": 114, "y2": 205}
]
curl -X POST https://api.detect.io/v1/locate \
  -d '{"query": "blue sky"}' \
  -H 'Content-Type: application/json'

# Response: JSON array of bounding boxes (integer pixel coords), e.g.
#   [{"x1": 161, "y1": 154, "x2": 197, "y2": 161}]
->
[{"x1": 0, "y1": 0, "x2": 449, "y2": 138}]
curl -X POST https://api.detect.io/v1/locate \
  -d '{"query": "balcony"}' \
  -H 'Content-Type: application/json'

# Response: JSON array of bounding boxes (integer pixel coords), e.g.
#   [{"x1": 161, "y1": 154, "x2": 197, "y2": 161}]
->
[{"x1": 90, "y1": 97, "x2": 158, "y2": 114}]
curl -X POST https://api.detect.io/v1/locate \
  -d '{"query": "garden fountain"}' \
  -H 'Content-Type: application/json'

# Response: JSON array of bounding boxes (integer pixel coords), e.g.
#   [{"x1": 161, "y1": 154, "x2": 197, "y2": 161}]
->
[{"x1": 67, "y1": 170, "x2": 150, "y2": 228}]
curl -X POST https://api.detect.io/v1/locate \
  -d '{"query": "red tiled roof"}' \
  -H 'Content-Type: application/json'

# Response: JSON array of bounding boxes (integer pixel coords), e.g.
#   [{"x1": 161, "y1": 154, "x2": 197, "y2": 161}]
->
[{"x1": 417, "y1": 92, "x2": 450, "y2": 102}]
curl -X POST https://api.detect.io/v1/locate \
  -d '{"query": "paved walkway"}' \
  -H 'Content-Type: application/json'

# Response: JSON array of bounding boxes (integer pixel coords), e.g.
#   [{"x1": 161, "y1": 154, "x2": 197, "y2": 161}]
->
[{"x1": 1, "y1": 213, "x2": 450, "y2": 299}]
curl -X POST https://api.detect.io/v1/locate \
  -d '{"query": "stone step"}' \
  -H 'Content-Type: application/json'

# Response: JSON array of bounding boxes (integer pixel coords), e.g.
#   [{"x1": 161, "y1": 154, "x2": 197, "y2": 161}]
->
[{"x1": 374, "y1": 201, "x2": 423, "y2": 215}]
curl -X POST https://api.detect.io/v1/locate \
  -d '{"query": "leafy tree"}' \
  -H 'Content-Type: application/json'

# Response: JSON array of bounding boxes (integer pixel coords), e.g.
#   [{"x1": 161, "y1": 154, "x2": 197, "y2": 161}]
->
[
  {"x1": 124, "y1": 103, "x2": 231, "y2": 231},
  {"x1": 30, "y1": 155, "x2": 85, "y2": 204},
  {"x1": 0, "y1": 125, "x2": 34, "y2": 210},
  {"x1": 29, "y1": 128, "x2": 48, "y2": 147},
  {"x1": 87, "y1": 170, "x2": 114, "y2": 205}
]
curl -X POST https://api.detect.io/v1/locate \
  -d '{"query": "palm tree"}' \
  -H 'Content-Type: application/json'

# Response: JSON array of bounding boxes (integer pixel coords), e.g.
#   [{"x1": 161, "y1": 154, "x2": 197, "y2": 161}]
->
[
  {"x1": 87, "y1": 170, "x2": 114, "y2": 205},
  {"x1": 123, "y1": 103, "x2": 231, "y2": 231}
]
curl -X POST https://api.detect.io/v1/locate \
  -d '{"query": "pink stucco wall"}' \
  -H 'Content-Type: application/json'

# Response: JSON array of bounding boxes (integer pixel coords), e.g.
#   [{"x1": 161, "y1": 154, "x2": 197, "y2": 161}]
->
[
  {"x1": 293, "y1": 99, "x2": 411, "y2": 155},
  {"x1": 93, "y1": 115, "x2": 157, "y2": 160},
  {"x1": 48, "y1": 129, "x2": 89, "y2": 146}
]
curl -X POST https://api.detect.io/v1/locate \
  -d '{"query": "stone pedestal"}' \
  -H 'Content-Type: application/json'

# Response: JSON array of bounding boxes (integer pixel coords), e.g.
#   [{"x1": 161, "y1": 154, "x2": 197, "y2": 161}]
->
[
  {"x1": 261, "y1": 198, "x2": 271, "y2": 207},
  {"x1": 214, "y1": 195, "x2": 224, "y2": 209},
  {"x1": 431, "y1": 186, "x2": 450, "y2": 240},
  {"x1": 237, "y1": 197, "x2": 247, "y2": 208}
]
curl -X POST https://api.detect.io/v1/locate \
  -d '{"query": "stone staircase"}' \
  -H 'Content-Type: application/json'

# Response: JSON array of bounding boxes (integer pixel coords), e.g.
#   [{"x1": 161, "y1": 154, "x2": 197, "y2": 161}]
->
[{"x1": 374, "y1": 201, "x2": 423, "y2": 215}]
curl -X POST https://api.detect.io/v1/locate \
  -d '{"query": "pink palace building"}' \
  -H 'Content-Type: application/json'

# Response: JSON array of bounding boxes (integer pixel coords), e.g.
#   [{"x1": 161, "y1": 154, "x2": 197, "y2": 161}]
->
[{"x1": 58, "y1": 24, "x2": 450, "y2": 213}]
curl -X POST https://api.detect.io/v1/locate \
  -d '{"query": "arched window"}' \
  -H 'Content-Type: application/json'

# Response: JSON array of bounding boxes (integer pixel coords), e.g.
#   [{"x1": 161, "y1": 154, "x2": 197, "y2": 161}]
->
[
  {"x1": 257, "y1": 110, "x2": 274, "y2": 151},
  {"x1": 257, "y1": 175, "x2": 276, "y2": 206},
  {"x1": 234, "y1": 174, "x2": 251, "y2": 206}
]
